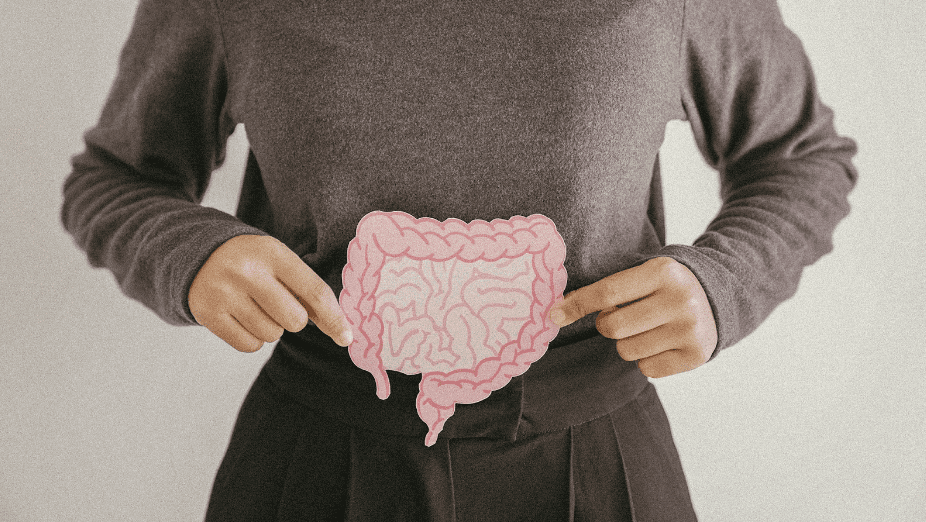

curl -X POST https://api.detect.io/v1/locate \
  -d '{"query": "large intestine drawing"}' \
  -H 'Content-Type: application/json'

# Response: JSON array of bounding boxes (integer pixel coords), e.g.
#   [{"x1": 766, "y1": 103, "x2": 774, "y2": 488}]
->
[{"x1": 340, "y1": 211, "x2": 567, "y2": 446}]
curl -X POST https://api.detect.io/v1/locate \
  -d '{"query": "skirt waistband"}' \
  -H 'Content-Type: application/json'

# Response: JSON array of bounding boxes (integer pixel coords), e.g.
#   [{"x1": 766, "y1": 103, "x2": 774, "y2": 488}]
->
[{"x1": 264, "y1": 328, "x2": 648, "y2": 442}]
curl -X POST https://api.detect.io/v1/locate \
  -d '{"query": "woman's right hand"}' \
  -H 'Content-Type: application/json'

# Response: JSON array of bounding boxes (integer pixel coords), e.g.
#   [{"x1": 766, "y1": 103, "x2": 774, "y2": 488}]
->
[{"x1": 188, "y1": 235, "x2": 353, "y2": 352}]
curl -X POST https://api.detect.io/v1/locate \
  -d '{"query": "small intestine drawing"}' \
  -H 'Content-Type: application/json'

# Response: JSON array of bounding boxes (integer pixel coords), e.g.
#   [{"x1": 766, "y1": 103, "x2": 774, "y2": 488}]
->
[
  {"x1": 375, "y1": 255, "x2": 537, "y2": 374},
  {"x1": 340, "y1": 211, "x2": 567, "y2": 446}
]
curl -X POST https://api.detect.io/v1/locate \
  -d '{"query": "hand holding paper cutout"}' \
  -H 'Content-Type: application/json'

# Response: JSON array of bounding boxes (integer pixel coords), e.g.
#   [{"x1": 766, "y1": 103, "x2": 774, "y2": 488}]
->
[
  {"x1": 340, "y1": 211, "x2": 567, "y2": 446},
  {"x1": 189, "y1": 235, "x2": 353, "y2": 352},
  {"x1": 548, "y1": 257, "x2": 717, "y2": 378}
]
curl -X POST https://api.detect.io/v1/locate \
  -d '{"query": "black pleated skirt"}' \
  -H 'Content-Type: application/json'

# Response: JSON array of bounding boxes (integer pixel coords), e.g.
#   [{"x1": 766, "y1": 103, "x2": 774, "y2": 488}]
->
[{"x1": 204, "y1": 340, "x2": 697, "y2": 521}]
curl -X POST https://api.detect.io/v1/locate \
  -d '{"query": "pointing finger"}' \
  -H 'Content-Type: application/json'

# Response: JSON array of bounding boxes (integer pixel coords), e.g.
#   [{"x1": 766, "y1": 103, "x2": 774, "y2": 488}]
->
[
  {"x1": 271, "y1": 245, "x2": 352, "y2": 347},
  {"x1": 549, "y1": 260, "x2": 662, "y2": 327}
]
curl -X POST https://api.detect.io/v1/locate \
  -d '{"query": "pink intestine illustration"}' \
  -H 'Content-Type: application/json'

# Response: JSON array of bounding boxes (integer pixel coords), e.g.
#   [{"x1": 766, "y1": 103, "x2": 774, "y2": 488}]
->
[{"x1": 339, "y1": 211, "x2": 567, "y2": 446}]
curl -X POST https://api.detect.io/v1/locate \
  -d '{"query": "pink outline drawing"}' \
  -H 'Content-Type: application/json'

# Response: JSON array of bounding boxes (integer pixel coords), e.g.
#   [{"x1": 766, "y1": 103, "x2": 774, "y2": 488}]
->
[{"x1": 340, "y1": 211, "x2": 567, "y2": 446}]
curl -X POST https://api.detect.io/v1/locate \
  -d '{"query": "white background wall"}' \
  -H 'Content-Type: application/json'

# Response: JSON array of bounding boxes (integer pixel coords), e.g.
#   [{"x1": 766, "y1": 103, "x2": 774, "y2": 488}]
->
[{"x1": 1, "y1": 1, "x2": 923, "y2": 520}]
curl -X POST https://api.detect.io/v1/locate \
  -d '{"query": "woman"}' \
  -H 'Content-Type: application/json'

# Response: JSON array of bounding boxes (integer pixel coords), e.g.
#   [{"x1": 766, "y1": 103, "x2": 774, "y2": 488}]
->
[{"x1": 62, "y1": 0, "x2": 857, "y2": 519}]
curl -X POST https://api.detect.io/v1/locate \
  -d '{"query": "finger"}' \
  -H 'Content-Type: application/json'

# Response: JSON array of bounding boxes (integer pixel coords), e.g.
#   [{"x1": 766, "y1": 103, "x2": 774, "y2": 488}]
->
[
  {"x1": 232, "y1": 299, "x2": 286, "y2": 344},
  {"x1": 613, "y1": 322, "x2": 686, "y2": 362},
  {"x1": 595, "y1": 291, "x2": 674, "y2": 340},
  {"x1": 298, "y1": 287, "x2": 353, "y2": 347},
  {"x1": 550, "y1": 261, "x2": 662, "y2": 327},
  {"x1": 272, "y1": 249, "x2": 352, "y2": 347},
  {"x1": 245, "y1": 272, "x2": 309, "y2": 333},
  {"x1": 636, "y1": 347, "x2": 705, "y2": 379},
  {"x1": 207, "y1": 313, "x2": 265, "y2": 353}
]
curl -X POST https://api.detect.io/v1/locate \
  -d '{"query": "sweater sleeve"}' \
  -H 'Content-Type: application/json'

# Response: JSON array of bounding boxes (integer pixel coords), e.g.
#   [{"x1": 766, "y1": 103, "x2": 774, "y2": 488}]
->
[
  {"x1": 61, "y1": 0, "x2": 266, "y2": 326},
  {"x1": 656, "y1": 0, "x2": 858, "y2": 354}
]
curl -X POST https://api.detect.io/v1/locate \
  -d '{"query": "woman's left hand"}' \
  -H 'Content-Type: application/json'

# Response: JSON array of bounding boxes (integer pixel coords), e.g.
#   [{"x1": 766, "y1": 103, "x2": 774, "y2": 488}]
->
[{"x1": 548, "y1": 257, "x2": 718, "y2": 378}]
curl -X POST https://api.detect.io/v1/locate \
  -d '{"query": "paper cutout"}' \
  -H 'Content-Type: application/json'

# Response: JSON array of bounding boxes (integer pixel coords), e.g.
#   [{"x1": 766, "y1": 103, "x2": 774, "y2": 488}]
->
[{"x1": 340, "y1": 211, "x2": 567, "y2": 446}]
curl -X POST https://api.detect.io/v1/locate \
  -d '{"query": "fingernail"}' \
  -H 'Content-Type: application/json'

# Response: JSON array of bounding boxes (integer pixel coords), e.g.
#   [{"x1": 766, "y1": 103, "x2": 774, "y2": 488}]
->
[
  {"x1": 336, "y1": 329, "x2": 353, "y2": 347},
  {"x1": 549, "y1": 307, "x2": 566, "y2": 327}
]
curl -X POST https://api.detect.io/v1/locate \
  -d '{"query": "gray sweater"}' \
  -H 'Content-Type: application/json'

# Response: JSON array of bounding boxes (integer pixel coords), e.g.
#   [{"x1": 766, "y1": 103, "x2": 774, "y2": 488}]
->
[{"x1": 63, "y1": 0, "x2": 857, "y2": 358}]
